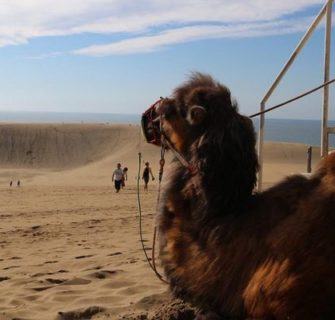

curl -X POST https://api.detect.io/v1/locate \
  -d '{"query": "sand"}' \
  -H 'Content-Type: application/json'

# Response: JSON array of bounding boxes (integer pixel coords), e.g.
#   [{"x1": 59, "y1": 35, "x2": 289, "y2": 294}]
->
[{"x1": 0, "y1": 124, "x2": 322, "y2": 319}]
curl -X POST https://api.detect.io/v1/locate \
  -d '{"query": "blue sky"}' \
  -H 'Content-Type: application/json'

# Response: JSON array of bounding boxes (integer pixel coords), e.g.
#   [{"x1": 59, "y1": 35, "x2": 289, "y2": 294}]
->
[{"x1": 0, "y1": 0, "x2": 333, "y2": 119}]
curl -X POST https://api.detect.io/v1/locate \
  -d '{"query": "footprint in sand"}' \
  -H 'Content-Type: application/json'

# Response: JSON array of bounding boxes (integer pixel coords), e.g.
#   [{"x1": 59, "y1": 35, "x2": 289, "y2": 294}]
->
[
  {"x1": 44, "y1": 260, "x2": 58, "y2": 264},
  {"x1": 32, "y1": 270, "x2": 68, "y2": 278},
  {"x1": 58, "y1": 306, "x2": 105, "y2": 320},
  {"x1": 89, "y1": 270, "x2": 123, "y2": 279},
  {"x1": 127, "y1": 258, "x2": 138, "y2": 264},
  {"x1": 89, "y1": 219, "x2": 102, "y2": 224},
  {"x1": 107, "y1": 252, "x2": 122, "y2": 257},
  {"x1": 32, "y1": 231, "x2": 44, "y2": 237},
  {"x1": 32, "y1": 277, "x2": 91, "y2": 292},
  {"x1": 58, "y1": 270, "x2": 68, "y2": 274},
  {"x1": 63, "y1": 278, "x2": 91, "y2": 285},
  {"x1": 46, "y1": 278, "x2": 66, "y2": 284},
  {"x1": 0, "y1": 276, "x2": 10, "y2": 282},
  {"x1": 75, "y1": 254, "x2": 94, "y2": 259},
  {"x1": 9, "y1": 256, "x2": 22, "y2": 260},
  {"x1": 3, "y1": 265, "x2": 19, "y2": 270},
  {"x1": 32, "y1": 286, "x2": 54, "y2": 292}
]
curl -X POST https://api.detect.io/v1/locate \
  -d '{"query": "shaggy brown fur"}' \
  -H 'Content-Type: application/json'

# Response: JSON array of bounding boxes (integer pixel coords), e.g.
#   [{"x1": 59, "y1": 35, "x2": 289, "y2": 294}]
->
[{"x1": 155, "y1": 73, "x2": 335, "y2": 319}]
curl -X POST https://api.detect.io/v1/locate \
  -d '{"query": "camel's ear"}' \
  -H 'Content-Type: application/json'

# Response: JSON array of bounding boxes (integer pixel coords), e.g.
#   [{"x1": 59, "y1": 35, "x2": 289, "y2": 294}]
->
[{"x1": 188, "y1": 105, "x2": 206, "y2": 125}]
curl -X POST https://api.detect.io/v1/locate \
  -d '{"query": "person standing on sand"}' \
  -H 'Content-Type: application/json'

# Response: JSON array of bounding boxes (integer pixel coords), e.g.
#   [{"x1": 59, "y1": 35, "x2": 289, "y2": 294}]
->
[
  {"x1": 122, "y1": 167, "x2": 128, "y2": 188},
  {"x1": 17, "y1": 180, "x2": 21, "y2": 187},
  {"x1": 9, "y1": 181, "x2": 12, "y2": 187},
  {"x1": 142, "y1": 162, "x2": 155, "y2": 191},
  {"x1": 112, "y1": 163, "x2": 124, "y2": 193}
]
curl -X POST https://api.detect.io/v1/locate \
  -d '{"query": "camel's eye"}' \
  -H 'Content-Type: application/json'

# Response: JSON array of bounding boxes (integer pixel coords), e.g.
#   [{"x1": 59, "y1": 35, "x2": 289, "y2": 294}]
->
[{"x1": 188, "y1": 105, "x2": 206, "y2": 125}]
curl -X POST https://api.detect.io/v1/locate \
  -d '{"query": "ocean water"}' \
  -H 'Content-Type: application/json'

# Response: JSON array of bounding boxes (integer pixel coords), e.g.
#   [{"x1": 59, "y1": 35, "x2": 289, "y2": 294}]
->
[
  {"x1": 0, "y1": 111, "x2": 334, "y2": 147},
  {"x1": 252, "y1": 118, "x2": 335, "y2": 147}
]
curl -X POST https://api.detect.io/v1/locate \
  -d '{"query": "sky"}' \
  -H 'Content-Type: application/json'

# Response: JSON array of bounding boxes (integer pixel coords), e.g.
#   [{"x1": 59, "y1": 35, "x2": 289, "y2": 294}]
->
[{"x1": 0, "y1": 0, "x2": 334, "y2": 120}]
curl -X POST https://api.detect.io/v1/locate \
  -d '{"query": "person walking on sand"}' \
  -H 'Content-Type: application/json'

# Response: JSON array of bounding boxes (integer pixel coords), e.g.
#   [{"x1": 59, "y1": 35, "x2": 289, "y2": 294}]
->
[
  {"x1": 142, "y1": 162, "x2": 155, "y2": 191},
  {"x1": 9, "y1": 181, "x2": 12, "y2": 187},
  {"x1": 112, "y1": 163, "x2": 124, "y2": 193},
  {"x1": 17, "y1": 180, "x2": 21, "y2": 187},
  {"x1": 122, "y1": 167, "x2": 128, "y2": 188}
]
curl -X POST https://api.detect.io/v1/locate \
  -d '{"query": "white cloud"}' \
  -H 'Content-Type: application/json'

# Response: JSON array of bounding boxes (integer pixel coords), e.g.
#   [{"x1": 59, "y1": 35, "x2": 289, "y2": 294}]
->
[
  {"x1": 73, "y1": 18, "x2": 314, "y2": 56},
  {"x1": 0, "y1": 0, "x2": 325, "y2": 54}
]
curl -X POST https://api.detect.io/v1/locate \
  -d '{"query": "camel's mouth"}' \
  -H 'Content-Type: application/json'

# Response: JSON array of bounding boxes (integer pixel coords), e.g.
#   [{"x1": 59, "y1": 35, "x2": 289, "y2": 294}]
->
[{"x1": 141, "y1": 99, "x2": 162, "y2": 146}]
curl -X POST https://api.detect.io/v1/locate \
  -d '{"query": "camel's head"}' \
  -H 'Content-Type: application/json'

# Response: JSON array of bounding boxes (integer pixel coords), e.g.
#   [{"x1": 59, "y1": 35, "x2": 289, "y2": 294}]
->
[
  {"x1": 142, "y1": 72, "x2": 258, "y2": 206},
  {"x1": 143, "y1": 73, "x2": 252, "y2": 153}
]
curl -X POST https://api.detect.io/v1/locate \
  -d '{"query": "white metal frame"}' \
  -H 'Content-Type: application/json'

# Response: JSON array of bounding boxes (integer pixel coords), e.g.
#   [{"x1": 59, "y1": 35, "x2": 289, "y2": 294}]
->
[{"x1": 257, "y1": 0, "x2": 333, "y2": 190}]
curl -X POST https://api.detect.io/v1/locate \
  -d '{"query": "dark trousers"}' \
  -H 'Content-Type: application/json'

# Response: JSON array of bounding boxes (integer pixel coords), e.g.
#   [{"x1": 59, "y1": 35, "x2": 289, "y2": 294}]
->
[{"x1": 115, "y1": 179, "x2": 122, "y2": 191}]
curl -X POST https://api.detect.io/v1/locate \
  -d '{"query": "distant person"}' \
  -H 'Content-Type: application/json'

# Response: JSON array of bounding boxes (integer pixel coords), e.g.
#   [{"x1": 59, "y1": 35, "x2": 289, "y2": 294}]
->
[
  {"x1": 142, "y1": 162, "x2": 155, "y2": 191},
  {"x1": 9, "y1": 181, "x2": 12, "y2": 187},
  {"x1": 17, "y1": 180, "x2": 21, "y2": 187},
  {"x1": 112, "y1": 163, "x2": 124, "y2": 193},
  {"x1": 122, "y1": 167, "x2": 128, "y2": 188}
]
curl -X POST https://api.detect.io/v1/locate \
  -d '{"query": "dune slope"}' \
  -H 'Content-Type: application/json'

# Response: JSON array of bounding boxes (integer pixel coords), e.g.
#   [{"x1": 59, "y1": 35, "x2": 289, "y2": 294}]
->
[{"x1": 0, "y1": 124, "x2": 144, "y2": 169}]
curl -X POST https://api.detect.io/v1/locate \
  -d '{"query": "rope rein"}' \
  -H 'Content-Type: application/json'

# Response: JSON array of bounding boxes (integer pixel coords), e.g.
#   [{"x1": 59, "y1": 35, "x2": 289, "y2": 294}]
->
[
  {"x1": 137, "y1": 150, "x2": 169, "y2": 284},
  {"x1": 249, "y1": 78, "x2": 335, "y2": 118}
]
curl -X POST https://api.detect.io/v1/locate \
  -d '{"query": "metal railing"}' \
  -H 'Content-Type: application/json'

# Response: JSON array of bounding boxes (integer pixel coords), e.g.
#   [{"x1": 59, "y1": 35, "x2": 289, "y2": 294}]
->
[{"x1": 257, "y1": 0, "x2": 334, "y2": 190}]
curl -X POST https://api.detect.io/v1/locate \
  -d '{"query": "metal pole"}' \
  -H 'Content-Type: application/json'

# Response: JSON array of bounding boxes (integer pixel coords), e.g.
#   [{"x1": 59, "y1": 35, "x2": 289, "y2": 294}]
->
[
  {"x1": 257, "y1": 0, "x2": 331, "y2": 189},
  {"x1": 261, "y1": 1, "x2": 328, "y2": 105},
  {"x1": 257, "y1": 102, "x2": 265, "y2": 191},
  {"x1": 321, "y1": 0, "x2": 333, "y2": 157},
  {"x1": 307, "y1": 146, "x2": 312, "y2": 173}
]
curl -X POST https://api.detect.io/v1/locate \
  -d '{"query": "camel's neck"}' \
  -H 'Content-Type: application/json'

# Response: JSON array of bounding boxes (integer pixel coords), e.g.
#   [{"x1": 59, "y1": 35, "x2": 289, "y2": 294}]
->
[{"x1": 187, "y1": 145, "x2": 256, "y2": 220}]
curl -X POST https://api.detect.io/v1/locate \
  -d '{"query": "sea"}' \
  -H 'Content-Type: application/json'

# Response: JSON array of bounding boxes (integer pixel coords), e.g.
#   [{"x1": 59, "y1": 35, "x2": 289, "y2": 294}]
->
[{"x1": 0, "y1": 111, "x2": 334, "y2": 147}]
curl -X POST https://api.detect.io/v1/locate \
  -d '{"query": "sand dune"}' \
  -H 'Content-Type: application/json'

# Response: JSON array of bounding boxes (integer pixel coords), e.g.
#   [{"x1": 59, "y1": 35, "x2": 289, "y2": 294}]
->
[
  {"x1": 0, "y1": 123, "x2": 323, "y2": 319},
  {"x1": 0, "y1": 123, "x2": 321, "y2": 187},
  {"x1": 0, "y1": 123, "x2": 149, "y2": 169},
  {"x1": 0, "y1": 124, "x2": 163, "y2": 186}
]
